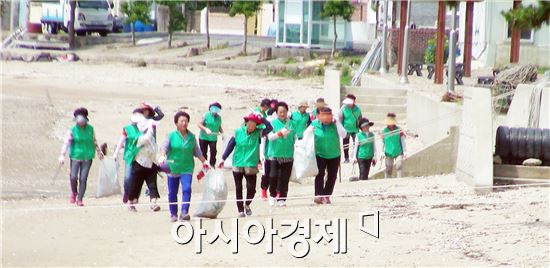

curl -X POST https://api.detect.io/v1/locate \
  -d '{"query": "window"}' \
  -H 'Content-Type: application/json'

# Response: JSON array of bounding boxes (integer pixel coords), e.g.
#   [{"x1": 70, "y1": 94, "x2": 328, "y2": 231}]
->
[{"x1": 506, "y1": 23, "x2": 534, "y2": 42}]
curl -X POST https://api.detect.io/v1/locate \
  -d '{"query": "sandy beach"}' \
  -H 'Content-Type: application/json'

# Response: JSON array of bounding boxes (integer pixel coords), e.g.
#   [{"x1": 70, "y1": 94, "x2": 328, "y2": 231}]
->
[{"x1": 1, "y1": 61, "x2": 549, "y2": 266}]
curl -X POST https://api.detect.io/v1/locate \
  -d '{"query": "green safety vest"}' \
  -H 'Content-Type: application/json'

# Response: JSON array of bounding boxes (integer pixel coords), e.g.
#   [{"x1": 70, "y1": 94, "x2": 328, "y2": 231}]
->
[
  {"x1": 382, "y1": 127, "x2": 403, "y2": 158},
  {"x1": 342, "y1": 105, "x2": 361, "y2": 134},
  {"x1": 357, "y1": 132, "x2": 375, "y2": 160},
  {"x1": 233, "y1": 125, "x2": 261, "y2": 167},
  {"x1": 311, "y1": 120, "x2": 341, "y2": 159},
  {"x1": 167, "y1": 130, "x2": 197, "y2": 174},
  {"x1": 123, "y1": 124, "x2": 142, "y2": 163},
  {"x1": 199, "y1": 112, "x2": 222, "y2": 142},
  {"x1": 291, "y1": 111, "x2": 309, "y2": 139},
  {"x1": 69, "y1": 124, "x2": 96, "y2": 161},
  {"x1": 267, "y1": 118, "x2": 296, "y2": 159}
]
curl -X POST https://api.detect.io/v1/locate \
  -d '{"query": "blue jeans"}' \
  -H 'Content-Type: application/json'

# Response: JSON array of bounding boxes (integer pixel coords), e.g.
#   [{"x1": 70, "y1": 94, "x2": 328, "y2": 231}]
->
[
  {"x1": 167, "y1": 174, "x2": 193, "y2": 216},
  {"x1": 70, "y1": 159, "x2": 93, "y2": 200}
]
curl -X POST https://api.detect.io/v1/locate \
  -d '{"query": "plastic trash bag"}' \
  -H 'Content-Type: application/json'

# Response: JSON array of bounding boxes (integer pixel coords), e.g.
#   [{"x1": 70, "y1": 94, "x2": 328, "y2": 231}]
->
[
  {"x1": 291, "y1": 131, "x2": 318, "y2": 183},
  {"x1": 96, "y1": 158, "x2": 121, "y2": 198},
  {"x1": 194, "y1": 169, "x2": 228, "y2": 219},
  {"x1": 221, "y1": 137, "x2": 233, "y2": 169}
]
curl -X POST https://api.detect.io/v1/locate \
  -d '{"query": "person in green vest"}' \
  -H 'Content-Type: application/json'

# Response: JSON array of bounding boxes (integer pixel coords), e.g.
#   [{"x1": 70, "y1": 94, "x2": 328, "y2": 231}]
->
[
  {"x1": 257, "y1": 98, "x2": 273, "y2": 200},
  {"x1": 290, "y1": 100, "x2": 312, "y2": 140},
  {"x1": 159, "y1": 111, "x2": 209, "y2": 222},
  {"x1": 113, "y1": 108, "x2": 156, "y2": 204},
  {"x1": 254, "y1": 98, "x2": 271, "y2": 118},
  {"x1": 197, "y1": 102, "x2": 224, "y2": 167},
  {"x1": 219, "y1": 112, "x2": 273, "y2": 217},
  {"x1": 380, "y1": 113, "x2": 407, "y2": 178},
  {"x1": 58, "y1": 107, "x2": 104, "y2": 206},
  {"x1": 304, "y1": 107, "x2": 347, "y2": 205},
  {"x1": 266, "y1": 102, "x2": 298, "y2": 207},
  {"x1": 350, "y1": 118, "x2": 377, "y2": 181},
  {"x1": 338, "y1": 94, "x2": 363, "y2": 163}
]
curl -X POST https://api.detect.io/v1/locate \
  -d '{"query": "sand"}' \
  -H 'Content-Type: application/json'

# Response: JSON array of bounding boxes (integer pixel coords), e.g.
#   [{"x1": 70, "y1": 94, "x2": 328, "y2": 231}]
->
[{"x1": 1, "y1": 61, "x2": 549, "y2": 266}]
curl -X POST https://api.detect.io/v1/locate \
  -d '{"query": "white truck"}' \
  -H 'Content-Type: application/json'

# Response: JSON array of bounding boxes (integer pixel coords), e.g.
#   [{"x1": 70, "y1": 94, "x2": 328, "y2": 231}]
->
[{"x1": 40, "y1": 0, "x2": 114, "y2": 36}]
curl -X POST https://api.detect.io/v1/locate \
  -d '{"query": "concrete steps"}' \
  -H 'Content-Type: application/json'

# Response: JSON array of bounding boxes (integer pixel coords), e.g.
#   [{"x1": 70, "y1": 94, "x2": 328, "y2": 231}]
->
[{"x1": 342, "y1": 86, "x2": 408, "y2": 126}]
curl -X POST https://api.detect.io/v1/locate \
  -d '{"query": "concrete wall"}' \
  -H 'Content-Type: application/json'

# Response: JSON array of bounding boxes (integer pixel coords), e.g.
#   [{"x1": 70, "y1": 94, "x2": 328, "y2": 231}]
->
[
  {"x1": 406, "y1": 89, "x2": 463, "y2": 145},
  {"x1": 370, "y1": 126, "x2": 460, "y2": 179},
  {"x1": 323, "y1": 69, "x2": 341, "y2": 112}
]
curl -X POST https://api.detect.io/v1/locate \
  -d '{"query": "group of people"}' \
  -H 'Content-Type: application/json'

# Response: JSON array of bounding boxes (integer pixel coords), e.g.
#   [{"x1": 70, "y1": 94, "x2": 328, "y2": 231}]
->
[{"x1": 58, "y1": 96, "x2": 406, "y2": 221}]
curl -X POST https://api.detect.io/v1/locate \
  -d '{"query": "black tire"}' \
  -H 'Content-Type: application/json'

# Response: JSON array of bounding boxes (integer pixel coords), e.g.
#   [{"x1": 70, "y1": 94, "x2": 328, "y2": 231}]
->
[
  {"x1": 517, "y1": 128, "x2": 528, "y2": 160},
  {"x1": 99, "y1": 31, "x2": 108, "y2": 37},
  {"x1": 509, "y1": 128, "x2": 520, "y2": 160},
  {"x1": 543, "y1": 129, "x2": 550, "y2": 161},
  {"x1": 533, "y1": 128, "x2": 543, "y2": 159},
  {"x1": 525, "y1": 128, "x2": 536, "y2": 160},
  {"x1": 76, "y1": 31, "x2": 86, "y2": 36},
  {"x1": 495, "y1": 126, "x2": 510, "y2": 158}
]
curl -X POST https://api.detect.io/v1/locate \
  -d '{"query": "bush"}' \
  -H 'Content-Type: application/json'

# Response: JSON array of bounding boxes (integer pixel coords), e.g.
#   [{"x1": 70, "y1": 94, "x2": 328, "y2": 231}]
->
[
  {"x1": 424, "y1": 34, "x2": 449, "y2": 64},
  {"x1": 340, "y1": 64, "x2": 352, "y2": 86}
]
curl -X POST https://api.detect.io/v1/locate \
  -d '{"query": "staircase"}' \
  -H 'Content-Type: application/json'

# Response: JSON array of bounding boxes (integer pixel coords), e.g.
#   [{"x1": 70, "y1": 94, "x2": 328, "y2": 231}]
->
[{"x1": 341, "y1": 86, "x2": 408, "y2": 128}]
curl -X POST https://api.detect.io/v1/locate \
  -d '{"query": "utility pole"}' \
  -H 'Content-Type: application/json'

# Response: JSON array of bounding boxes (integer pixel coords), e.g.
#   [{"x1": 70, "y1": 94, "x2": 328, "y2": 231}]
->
[
  {"x1": 379, "y1": 0, "x2": 388, "y2": 74},
  {"x1": 399, "y1": 0, "x2": 411, "y2": 84}
]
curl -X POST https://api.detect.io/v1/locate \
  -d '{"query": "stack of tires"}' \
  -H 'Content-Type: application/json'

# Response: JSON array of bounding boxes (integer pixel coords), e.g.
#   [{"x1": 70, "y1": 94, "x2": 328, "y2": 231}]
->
[{"x1": 495, "y1": 126, "x2": 550, "y2": 165}]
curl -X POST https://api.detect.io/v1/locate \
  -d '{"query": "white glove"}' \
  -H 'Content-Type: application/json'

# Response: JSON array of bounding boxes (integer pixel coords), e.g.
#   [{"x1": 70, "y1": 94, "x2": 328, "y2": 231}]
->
[
  {"x1": 58, "y1": 155, "x2": 65, "y2": 165},
  {"x1": 205, "y1": 128, "x2": 212, "y2": 135},
  {"x1": 351, "y1": 158, "x2": 357, "y2": 164},
  {"x1": 280, "y1": 128, "x2": 291, "y2": 137},
  {"x1": 158, "y1": 155, "x2": 167, "y2": 164}
]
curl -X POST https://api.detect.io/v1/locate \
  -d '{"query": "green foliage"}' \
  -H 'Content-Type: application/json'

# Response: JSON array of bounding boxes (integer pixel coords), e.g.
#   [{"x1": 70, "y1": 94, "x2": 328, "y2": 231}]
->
[
  {"x1": 121, "y1": 0, "x2": 152, "y2": 25},
  {"x1": 502, "y1": 0, "x2": 550, "y2": 30},
  {"x1": 320, "y1": 0, "x2": 355, "y2": 21},
  {"x1": 340, "y1": 64, "x2": 352, "y2": 86},
  {"x1": 285, "y1": 57, "x2": 298, "y2": 64},
  {"x1": 157, "y1": 1, "x2": 185, "y2": 35},
  {"x1": 229, "y1": 1, "x2": 262, "y2": 18},
  {"x1": 424, "y1": 34, "x2": 449, "y2": 64}
]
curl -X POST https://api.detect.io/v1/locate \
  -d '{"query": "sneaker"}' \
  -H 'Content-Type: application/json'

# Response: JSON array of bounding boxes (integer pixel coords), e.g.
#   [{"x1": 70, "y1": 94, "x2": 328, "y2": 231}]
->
[
  {"x1": 245, "y1": 206, "x2": 252, "y2": 216},
  {"x1": 170, "y1": 215, "x2": 178, "y2": 222},
  {"x1": 313, "y1": 197, "x2": 323, "y2": 205},
  {"x1": 238, "y1": 212, "x2": 246, "y2": 218},
  {"x1": 277, "y1": 200, "x2": 286, "y2": 207},
  {"x1": 76, "y1": 199, "x2": 84, "y2": 207},
  {"x1": 261, "y1": 189, "x2": 268, "y2": 200},
  {"x1": 122, "y1": 193, "x2": 128, "y2": 204},
  {"x1": 323, "y1": 196, "x2": 332, "y2": 204},
  {"x1": 268, "y1": 196, "x2": 276, "y2": 206},
  {"x1": 69, "y1": 192, "x2": 77, "y2": 204},
  {"x1": 179, "y1": 213, "x2": 191, "y2": 221},
  {"x1": 150, "y1": 204, "x2": 161, "y2": 212}
]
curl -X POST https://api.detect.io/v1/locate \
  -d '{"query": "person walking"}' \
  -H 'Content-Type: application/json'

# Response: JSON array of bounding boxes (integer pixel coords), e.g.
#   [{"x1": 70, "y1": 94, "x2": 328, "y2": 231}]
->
[
  {"x1": 197, "y1": 102, "x2": 223, "y2": 167},
  {"x1": 350, "y1": 118, "x2": 377, "y2": 181},
  {"x1": 339, "y1": 94, "x2": 362, "y2": 163},
  {"x1": 290, "y1": 100, "x2": 311, "y2": 140},
  {"x1": 58, "y1": 107, "x2": 104, "y2": 206},
  {"x1": 381, "y1": 113, "x2": 406, "y2": 178}
]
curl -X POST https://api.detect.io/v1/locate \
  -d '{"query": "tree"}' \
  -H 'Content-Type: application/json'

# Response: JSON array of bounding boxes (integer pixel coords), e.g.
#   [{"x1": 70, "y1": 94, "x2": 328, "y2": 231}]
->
[
  {"x1": 68, "y1": 0, "x2": 76, "y2": 48},
  {"x1": 229, "y1": 0, "x2": 262, "y2": 55},
  {"x1": 321, "y1": 0, "x2": 355, "y2": 58},
  {"x1": 121, "y1": 0, "x2": 153, "y2": 46},
  {"x1": 157, "y1": 1, "x2": 185, "y2": 48},
  {"x1": 194, "y1": 1, "x2": 229, "y2": 49},
  {"x1": 502, "y1": 0, "x2": 550, "y2": 30}
]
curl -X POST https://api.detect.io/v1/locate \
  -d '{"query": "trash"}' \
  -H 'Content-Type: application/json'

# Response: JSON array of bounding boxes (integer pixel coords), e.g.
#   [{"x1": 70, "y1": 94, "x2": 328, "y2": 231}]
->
[
  {"x1": 522, "y1": 158, "x2": 542, "y2": 166},
  {"x1": 96, "y1": 157, "x2": 121, "y2": 198},
  {"x1": 291, "y1": 131, "x2": 318, "y2": 183},
  {"x1": 194, "y1": 169, "x2": 228, "y2": 219}
]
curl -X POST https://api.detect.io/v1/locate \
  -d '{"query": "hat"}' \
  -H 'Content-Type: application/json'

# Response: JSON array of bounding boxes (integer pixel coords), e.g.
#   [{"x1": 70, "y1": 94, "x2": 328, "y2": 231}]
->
[
  {"x1": 298, "y1": 100, "x2": 309, "y2": 108},
  {"x1": 342, "y1": 98, "x2": 354, "y2": 105},
  {"x1": 140, "y1": 102, "x2": 156, "y2": 116},
  {"x1": 73, "y1": 107, "x2": 89, "y2": 120},
  {"x1": 316, "y1": 98, "x2": 326, "y2": 106},
  {"x1": 243, "y1": 113, "x2": 263, "y2": 125},
  {"x1": 360, "y1": 118, "x2": 374, "y2": 128},
  {"x1": 385, "y1": 112, "x2": 397, "y2": 126}
]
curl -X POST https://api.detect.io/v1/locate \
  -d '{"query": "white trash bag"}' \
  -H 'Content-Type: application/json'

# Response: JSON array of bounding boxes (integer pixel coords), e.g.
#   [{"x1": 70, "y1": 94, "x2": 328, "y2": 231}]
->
[
  {"x1": 96, "y1": 158, "x2": 121, "y2": 198},
  {"x1": 221, "y1": 137, "x2": 233, "y2": 169},
  {"x1": 194, "y1": 169, "x2": 228, "y2": 219},
  {"x1": 291, "y1": 131, "x2": 318, "y2": 183}
]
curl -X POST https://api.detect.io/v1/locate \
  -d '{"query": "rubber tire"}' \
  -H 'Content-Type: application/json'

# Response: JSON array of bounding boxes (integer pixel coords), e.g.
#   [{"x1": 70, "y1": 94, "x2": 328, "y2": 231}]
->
[
  {"x1": 543, "y1": 129, "x2": 550, "y2": 161},
  {"x1": 533, "y1": 128, "x2": 543, "y2": 159},
  {"x1": 509, "y1": 127, "x2": 520, "y2": 160},
  {"x1": 524, "y1": 128, "x2": 536, "y2": 160},
  {"x1": 517, "y1": 128, "x2": 529, "y2": 160},
  {"x1": 495, "y1": 126, "x2": 510, "y2": 159}
]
